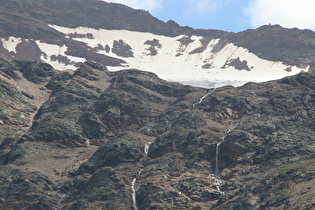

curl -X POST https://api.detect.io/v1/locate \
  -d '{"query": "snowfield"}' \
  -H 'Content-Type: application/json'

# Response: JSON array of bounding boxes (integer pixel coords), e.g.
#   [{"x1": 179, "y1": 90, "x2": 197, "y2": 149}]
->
[
  {"x1": 35, "y1": 41, "x2": 85, "y2": 70},
  {"x1": 1, "y1": 37, "x2": 23, "y2": 54},
  {"x1": 0, "y1": 25, "x2": 309, "y2": 88}
]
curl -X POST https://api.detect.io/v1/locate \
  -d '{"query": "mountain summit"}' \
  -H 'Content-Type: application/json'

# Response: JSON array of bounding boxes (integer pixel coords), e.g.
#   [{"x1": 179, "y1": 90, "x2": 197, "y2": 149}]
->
[{"x1": 0, "y1": 0, "x2": 314, "y2": 209}]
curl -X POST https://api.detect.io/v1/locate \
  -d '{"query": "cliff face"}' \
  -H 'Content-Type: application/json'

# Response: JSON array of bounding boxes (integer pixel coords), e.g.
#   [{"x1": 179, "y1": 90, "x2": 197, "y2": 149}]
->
[{"x1": 0, "y1": 57, "x2": 314, "y2": 209}]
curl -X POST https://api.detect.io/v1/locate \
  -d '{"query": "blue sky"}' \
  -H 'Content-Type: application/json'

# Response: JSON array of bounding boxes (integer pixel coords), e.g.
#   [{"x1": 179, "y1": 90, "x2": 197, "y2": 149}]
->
[
  {"x1": 150, "y1": 0, "x2": 250, "y2": 32},
  {"x1": 106, "y1": 0, "x2": 315, "y2": 32}
]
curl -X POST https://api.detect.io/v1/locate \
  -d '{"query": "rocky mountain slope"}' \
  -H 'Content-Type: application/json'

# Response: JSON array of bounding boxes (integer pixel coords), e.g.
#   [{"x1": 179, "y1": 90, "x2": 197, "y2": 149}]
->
[
  {"x1": 0, "y1": 0, "x2": 315, "y2": 209},
  {"x1": 0, "y1": 0, "x2": 314, "y2": 88},
  {"x1": 0, "y1": 57, "x2": 314, "y2": 209}
]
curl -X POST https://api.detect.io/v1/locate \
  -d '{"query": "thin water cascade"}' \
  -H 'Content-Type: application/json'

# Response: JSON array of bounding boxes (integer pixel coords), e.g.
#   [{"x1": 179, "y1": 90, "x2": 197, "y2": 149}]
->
[
  {"x1": 131, "y1": 178, "x2": 138, "y2": 210},
  {"x1": 131, "y1": 157, "x2": 145, "y2": 210},
  {"x1": 214, "y1": 142, "x2": 222, "y2": 178},
  {"x1": 211, "y1": 122, "x2": 239, "y2": 195},
  {"x1": 214, "y1": 122, "x2": 238, "y2": 177},
  {"x1": 138, "y1": 169, "x2": 143, "y2": 176},
  {"x1": 210, "y1": 174, "x2": 225, "y2": 195},
  {"x1": 130, "y1": 142, "x2": 152, "y2": 209},
  {"x1": 192, "y1": 88, "x2": 216, "y2": 108},
  {"x1": 144, "y1": 142, "x2": 152, "y2": 158}
]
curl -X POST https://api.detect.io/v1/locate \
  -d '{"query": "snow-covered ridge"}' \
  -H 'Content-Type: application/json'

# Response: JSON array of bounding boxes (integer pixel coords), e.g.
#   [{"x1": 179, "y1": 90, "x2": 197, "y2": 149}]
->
[
  {"x1": 49, "y1": 25, "x2": 308, "y2": 88},
  {"x1": 0, "y1": 25, "x2": 309, "y2": 88}
]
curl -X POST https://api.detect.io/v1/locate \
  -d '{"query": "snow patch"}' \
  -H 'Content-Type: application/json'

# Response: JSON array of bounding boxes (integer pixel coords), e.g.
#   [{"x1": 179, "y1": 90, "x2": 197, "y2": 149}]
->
[
  {"x1": 0, "y1": 25, "x2": 307, "y2": 88},
  {"x1": 35, "y1": 41, "x2": 85, "y2": 70},
  {"x1": 0, "y1": 37, "x2": 23, "y2": 54},
  {"x1": 49, "y1": 24, "x2": 309, "y2": 88}
]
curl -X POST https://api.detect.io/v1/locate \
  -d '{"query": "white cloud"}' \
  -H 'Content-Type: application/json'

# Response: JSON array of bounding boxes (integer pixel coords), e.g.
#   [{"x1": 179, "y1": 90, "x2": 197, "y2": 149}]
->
[
  {"x1": 245, "y1": 0, "x2": 315, "y2": 30},
  {"x1": 186, "y1": 0, "x2": 230, "y2": 16},
  {"x1": 107, "y1": 0, "x2": 162, "y2": 12}
]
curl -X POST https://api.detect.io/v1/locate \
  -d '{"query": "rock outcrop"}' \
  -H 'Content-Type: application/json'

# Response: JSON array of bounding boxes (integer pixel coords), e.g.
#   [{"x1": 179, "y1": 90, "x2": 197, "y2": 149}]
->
[{"x1": 0, "y1": 57, "x2": 314, "y2": 209}]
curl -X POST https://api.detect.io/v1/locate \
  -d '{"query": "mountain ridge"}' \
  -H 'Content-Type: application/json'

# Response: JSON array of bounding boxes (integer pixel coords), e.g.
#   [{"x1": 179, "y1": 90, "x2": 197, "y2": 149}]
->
[
  {"x1": 0, "y1": 0, "x2": 314, "y2": 88},
  {"x1": 0, "y1": 0, "x2": 314, "y2": 209}
]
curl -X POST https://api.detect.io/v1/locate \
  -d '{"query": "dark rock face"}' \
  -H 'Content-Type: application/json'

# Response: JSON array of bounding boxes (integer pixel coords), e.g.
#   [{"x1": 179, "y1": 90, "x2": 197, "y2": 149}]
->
[
  {"x1": 0, "y1": 1, "x2": 314, "y2": 209},
  {"x1": 223, "y1": 57, "x2": 252, "y2": 71},
  {"x1": 29, "y1": 61, "x2": 110, "y2": 146},
  {"x1": 144, "y1": 39, "x2": 162, "y2": 56},
  {"x1": 228, "y1": 25, "x2": 315, "y2": 70},
  {"x1": 112, "y1": 40, "x2": 134, "y2": 57},
  {"x1": 0, "y1": 168, "x2": 59, "y2": 209},
  {"x1": 0, "y1": 58, "x2": 314, "y2": 209},
  {"x1": 15, "y1": 60, "x2": 55, "y2": 84},
  {"x1": 0, "y1": 0, "x2": 202, "y2": 40}
]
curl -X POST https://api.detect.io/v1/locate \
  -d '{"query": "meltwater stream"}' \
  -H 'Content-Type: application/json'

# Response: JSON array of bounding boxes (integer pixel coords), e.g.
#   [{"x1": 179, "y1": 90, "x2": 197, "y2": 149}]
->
[
  {"x1": 192, "y1": 88, "x2": 216, "y2": 108},
  {"x1": 214, "y1": 142, "x2": 222, "y2": 178},
  {"x1": 131, "y1": 178, "x2": 138, "y2": 210},
  {"x1": 130, "y1": 141, "x2": 152, "y2": 210},
  {"x1": 211, "y1": 122, "x2": 239, "y2": 195},
  {"x1": 131, "y1": 170, "x2": 143, "y2": 210},
  {"x1": 144, "y1": 142, "x2": 152, "y2": 158},
  {"x1": 215, "y1": 121, "x2": 239, "y2": 177}
]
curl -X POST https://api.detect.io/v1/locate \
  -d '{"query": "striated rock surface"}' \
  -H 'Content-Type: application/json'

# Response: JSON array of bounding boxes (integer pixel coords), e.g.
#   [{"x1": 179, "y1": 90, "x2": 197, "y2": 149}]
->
[{"x1": 0, "y1": 57, "x2": 314, "y2": 209}]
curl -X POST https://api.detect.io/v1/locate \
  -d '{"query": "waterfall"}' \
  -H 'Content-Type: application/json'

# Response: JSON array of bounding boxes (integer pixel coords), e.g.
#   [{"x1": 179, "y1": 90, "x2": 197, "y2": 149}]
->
[
  {"x1": 130, "y1": 141, "x2": 154, "y2": 210},
  {"x1": 226, "y1": 122, "x2": 238, "y2": 134},
  {"x1": 214, "y1": 142, "x2": 222, "y2": 178},
  {"x1": 138, "y1": 169, "x2": 143, "y2": 177},
  {"x1": 211, "y1": 122, "x2": 239, "y2": 195},
  {"x1": 192, "y1": 88, "x2": 216, "y2": 108},
  {"x1": 131, "y1": 178, "x2": 138, "y2": 210},
  {"x1": 213, "y1": 141, "x2": 224, "y2": 195},
  {"x1": 144, "y1": 142, "x2": 152, "y2": 158},
  {"x1": 210, "y1": 174, "x2": 225, "y2": 195},
  {"x1": 214, "y1": 122, "x2": 238, "y2": 178},
  {"x1": 131, "y1": 168, "x2": 143, "y2": 210},
  {"x1": 129, "y1": 142, "x2": 152, "y2": 209}
]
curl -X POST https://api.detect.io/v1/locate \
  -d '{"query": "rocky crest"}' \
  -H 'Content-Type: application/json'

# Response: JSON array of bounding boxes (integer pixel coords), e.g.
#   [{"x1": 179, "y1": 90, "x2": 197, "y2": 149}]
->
[
  {"x1": 0, "y1": 57, "x2": 314, "y2": 209},
  {"x1": 229, "y1": 25, "x2": 315, "y2": 71},
  {"x1": 0, "y1": 0, "x2": 315, "y2": 76}
]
